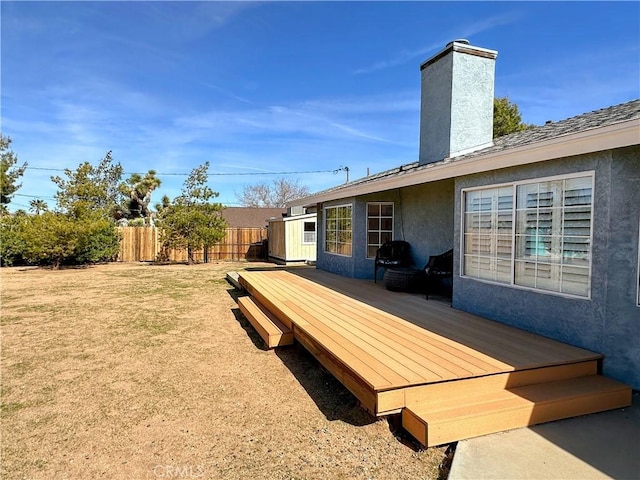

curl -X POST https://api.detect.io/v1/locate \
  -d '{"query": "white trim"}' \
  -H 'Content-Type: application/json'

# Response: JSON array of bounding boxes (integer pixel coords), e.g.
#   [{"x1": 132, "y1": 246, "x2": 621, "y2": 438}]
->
[
  {"x1": 461, "y1": 275, "x2": 596, "y2": 301},
  {"x1": 460, "y1": 171, "x2": 595, "y2": 300},
  {"x1": 365, "y1": 202, "x2": 395, "y2": 260},
  {"x1": 461, "y1": 170, "x2": 596, "y2": 191},
  {"x1": 281, "y1": 212, "x2": 317, "y2": 222},
  {"x1": 291, "y1": 118, "x2": 639, "y2": 208}
]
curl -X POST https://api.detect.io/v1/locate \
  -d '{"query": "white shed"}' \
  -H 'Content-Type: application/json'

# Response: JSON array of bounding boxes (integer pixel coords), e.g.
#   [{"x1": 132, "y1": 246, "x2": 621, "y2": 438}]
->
[{"x1": 268, "y1": 212, "x2": 317, "y2": 264}]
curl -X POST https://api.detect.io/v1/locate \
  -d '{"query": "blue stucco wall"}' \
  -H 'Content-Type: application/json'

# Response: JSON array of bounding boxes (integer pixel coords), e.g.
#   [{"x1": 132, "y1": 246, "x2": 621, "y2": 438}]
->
[
  {"x1": 453, "y1": 146, "x2": 640, "y2": 388},
  {"x1": 315, "y1": 180, "x2": 455, "y2": 279},
  {"x1": 603, "y1": 147, "x2": 640, "y2": 388}
]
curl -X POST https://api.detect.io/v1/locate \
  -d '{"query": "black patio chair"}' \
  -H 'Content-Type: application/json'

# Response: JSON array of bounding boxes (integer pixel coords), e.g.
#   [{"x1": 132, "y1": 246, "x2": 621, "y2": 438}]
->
[
  {"x1": 374, "y1": 240, "x2": 412, "y2": 283},
  {"x1": 423, "y1": 248, "x2": 453, "y2": 299}
]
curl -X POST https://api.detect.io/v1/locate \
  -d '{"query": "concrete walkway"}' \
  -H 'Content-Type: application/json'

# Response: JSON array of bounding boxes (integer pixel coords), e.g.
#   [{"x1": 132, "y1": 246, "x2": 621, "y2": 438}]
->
[{"x1": 449, "y1": 392, "x2": 639, "y2": 480}]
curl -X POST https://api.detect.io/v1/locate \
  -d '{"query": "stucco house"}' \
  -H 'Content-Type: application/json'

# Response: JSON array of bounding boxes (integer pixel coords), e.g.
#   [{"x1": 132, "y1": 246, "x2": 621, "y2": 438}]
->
[{"x1": 290, "y1": 40, "x2": 640, "y2": 389}]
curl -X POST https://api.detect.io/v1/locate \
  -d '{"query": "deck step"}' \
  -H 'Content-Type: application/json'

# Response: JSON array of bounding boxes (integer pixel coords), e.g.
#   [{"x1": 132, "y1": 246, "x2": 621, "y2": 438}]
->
[
  {"x1": 402, "y1": 375, "x2": 632, "y2": 447},
  {"x1": 238, "y1": 296, "x2": 294, "y2": 349},
  {"x1": 226, "y1": 271, "x2": 243, "y2": 290}
]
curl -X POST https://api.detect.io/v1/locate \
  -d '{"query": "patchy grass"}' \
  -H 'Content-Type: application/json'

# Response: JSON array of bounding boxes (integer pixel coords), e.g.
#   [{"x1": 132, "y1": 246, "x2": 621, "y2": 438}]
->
[
  {"x1": 1, "y1": 262, "x2": 445, "y2": 479},
  {"x1": 1, "y1": 401, "x2": 26, "y2": 417}
]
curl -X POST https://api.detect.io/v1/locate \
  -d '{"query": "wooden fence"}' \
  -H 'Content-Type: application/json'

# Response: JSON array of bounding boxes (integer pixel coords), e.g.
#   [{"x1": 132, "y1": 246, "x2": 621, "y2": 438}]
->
[{"x1": 117, "y1": 226, "x2": 268, "y2": 263}]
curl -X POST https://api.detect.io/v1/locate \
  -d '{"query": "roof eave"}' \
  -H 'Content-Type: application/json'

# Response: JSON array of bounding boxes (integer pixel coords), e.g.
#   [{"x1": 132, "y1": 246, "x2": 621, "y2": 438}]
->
[{"x1": 290, "y1": 118, "x2": 640, "y2": 208}]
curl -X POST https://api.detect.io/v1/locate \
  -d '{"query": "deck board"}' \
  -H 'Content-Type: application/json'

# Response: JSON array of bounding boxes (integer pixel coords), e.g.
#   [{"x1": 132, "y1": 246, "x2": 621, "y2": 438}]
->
[
  {"x1": 286, "y1": 301, "x2": 427, "y2": 383},
  {"x1": 239, "y1": 269, "x2": 602, "y2": 398},
  {"x1": 290, "y1": 269, "x2": 590, "y2": 366},
  {"x1": 257, "y1": 272, "x2": 507, "y2": 375},
  {"x1": 279, "y1": 277, "x2": 473, "y2": 377}
]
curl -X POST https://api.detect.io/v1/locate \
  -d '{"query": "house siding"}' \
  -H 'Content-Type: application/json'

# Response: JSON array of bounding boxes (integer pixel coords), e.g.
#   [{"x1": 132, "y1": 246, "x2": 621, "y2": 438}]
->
[
  {"x1": 316, "y1": 180, "x2": 454, "y2": 279},
  {"x1": 400, "y1": 180, "x2": 455, "y2": 266},
  {"x1": 285, "y1": 215, "x2": 317, "y2": 262},
  {"x1": 453, "y1": 146, "x2": 640, "y2": 388},
  {"x1": 603, "y1": 147, "x2": 640, "y2": 388}
]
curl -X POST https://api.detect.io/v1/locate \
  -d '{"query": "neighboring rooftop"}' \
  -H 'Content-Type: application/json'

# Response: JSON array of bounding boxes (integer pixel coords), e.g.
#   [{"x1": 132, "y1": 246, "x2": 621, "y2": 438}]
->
[
  {"x1": 221, "y1": 207, "x2": 286, "y2": 228},
  {"x1": 292, "y1": 99, "x2": 640, "y2": 206}
]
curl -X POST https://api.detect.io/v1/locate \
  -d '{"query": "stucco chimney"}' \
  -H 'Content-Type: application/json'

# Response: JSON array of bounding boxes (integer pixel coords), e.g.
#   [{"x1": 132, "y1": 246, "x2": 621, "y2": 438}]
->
[{"x1": 419, "y1": 40, "x2": 498, "y2": 165}]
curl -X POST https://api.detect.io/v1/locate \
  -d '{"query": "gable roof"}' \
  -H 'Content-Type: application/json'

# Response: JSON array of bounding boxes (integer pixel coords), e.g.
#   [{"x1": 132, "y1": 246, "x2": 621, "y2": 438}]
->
[
  {"x1": 221, "y1": 207, "x2": 286, "y2": 228},
  {"x1": 291, "y1": 100, "x2": 640, "y2": 207}
]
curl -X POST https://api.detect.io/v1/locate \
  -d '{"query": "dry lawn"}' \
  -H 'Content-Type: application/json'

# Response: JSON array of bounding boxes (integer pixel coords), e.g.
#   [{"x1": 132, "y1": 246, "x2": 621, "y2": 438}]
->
[{"x1": 1, "y1": 262, "x2": 446, "y2": 479}]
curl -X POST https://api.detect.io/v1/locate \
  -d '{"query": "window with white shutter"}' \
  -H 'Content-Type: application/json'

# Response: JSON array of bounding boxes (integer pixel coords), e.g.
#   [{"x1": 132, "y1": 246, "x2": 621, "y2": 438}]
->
[
  {"x1": 463, "y1": 186, "x2": 513, "y2": 283},
  {"x1": 462, "y1": 173, "x2": 594, "y2": 298}
]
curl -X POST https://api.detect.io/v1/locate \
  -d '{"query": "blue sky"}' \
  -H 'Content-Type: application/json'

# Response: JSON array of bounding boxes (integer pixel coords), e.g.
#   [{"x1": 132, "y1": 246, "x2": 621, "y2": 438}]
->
[{"x1": 2, "y1": 1, "x2": 639, "y2": 212}]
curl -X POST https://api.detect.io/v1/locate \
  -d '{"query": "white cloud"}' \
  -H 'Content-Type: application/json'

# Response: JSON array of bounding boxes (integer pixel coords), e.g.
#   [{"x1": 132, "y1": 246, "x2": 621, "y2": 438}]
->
[
  {"x1": 173, "y1": 91, "x2": 418, "y2": 148},
  {"x1": 353, "y1": 11, "x2": 521, "y2": 75}
]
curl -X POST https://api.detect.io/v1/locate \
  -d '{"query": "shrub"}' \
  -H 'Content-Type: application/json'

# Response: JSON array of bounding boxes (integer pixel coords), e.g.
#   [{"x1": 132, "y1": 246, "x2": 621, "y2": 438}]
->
[
  {"x1": 0, "y1": 213, "x2": 28, "y2": 266},
  {"x1": 73, "y1": 214, "x2": 121, "y2": 264},
  {"x1": 4, "y1": 212, "x2": 121, "y2": 269}
]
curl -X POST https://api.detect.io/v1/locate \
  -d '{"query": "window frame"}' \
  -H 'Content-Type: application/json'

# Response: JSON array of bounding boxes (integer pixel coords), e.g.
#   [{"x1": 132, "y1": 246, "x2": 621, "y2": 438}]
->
[
  {"x1": 323, "y1": 204, "x2": 353, "y2": 257},
  {"x1": 302, "y1": 220, "x2": 316, "y2": 245},
  {"x1": 460, "y1": 171, "x2": 595, "y2": 300},
  {"x1": 365, "y1": 202, "x2": 394, "y2": 260}
]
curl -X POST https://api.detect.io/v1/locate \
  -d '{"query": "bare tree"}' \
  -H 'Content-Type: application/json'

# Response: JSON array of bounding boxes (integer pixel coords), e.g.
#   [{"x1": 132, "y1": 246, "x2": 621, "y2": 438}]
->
[{"x1": 236, "y1": 177, "x2": 310, "y2": 208}]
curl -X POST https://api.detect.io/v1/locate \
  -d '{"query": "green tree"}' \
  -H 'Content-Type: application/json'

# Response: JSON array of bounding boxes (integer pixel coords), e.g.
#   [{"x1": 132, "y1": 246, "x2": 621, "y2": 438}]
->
[
  {"x1": 236, "y1": 177, "x2": 310, "y2": 208},
  {"x1": 71, "y1": 213, "x2": 121, "y2": 265},
  {"x1": 118, "y1": 170, "x2": 161, "y2": 222},
  {"x1": 20, "y1": 212, "x2": 78, "y2": 269},
  {"x1": 51, "y1": 150, "x2": 123, "y2": 218},
  {"x1": 29, "y1": 199, "x2": 48, "y2": 215},
  {"x1": 0, "y1": 212, "x2": 28, "y2": 266},
  {"x1": 17, "y1": 211, "x2": 120, "y2": 269},
  {"x1": 493, "y1": 97, "x2": 535, "y2": 138},
  {"x1": 156, "y1": 162, "x2": 227, "y2": 264},
  {"x1": 0, "y1": 135, "x2": 27, "y2": 209},
  {"x1": 1, "y1": 151, "x2": 123, "y2": 269}
]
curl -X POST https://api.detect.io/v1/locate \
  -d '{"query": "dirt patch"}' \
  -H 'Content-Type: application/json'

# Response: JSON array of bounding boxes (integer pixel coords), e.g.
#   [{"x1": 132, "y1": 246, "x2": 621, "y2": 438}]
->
[{"x1": 1, "y1": 262, "x2": 446, "y2": 479}]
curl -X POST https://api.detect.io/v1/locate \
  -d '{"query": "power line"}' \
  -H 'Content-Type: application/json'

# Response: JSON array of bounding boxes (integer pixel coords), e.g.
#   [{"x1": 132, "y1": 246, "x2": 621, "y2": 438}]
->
[
  {"x1": 21, "y1": 166, "x2": 343, "y2": 176},
  {"x1": 14, "y1": 193, "x2": 57, "y2": 200}
]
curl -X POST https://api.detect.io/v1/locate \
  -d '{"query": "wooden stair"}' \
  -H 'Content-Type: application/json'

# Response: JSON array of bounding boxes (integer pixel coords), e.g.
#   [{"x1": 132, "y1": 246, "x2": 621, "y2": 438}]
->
[
  {"x1": 402, "y1": 375, "x2": 632, "y2": 447},
  {"x1": 236, "y1": 271, "x2": 632, "y2": 446},
  {"x1": 238, "y1": 296, "x2": 294, "y2": 349}
]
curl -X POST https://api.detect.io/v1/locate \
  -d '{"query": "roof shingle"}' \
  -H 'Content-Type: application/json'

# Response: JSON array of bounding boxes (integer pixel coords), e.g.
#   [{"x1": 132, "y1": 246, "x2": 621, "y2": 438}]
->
[
  {"x1": 221, "y1": 207, "x2": 286, "y2": 228},
  {"x1": 304, "y1": 99, "x2": 640, "y2": 199}
]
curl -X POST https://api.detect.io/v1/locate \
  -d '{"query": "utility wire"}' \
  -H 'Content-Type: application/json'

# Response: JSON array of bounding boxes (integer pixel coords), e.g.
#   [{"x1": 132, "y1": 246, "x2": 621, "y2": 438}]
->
[
  {"x1": 14, "y1": 193, "x2": 57, "y2": 200},
  {"x1": 21, "y1": 166, "x2": 344, "y2": 176}
]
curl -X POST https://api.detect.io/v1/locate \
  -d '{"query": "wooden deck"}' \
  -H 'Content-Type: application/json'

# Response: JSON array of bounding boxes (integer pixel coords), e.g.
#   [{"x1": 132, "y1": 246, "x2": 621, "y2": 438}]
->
[{"x1": 236, "y1": 268, "x2": 631, "y2": 446}]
